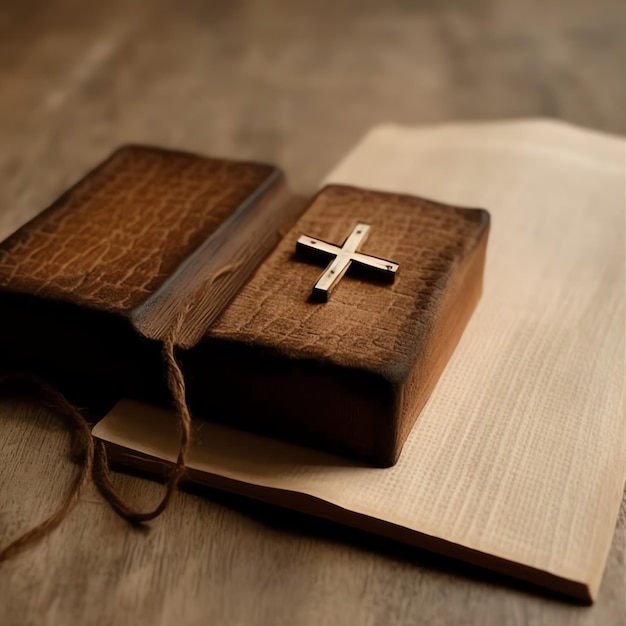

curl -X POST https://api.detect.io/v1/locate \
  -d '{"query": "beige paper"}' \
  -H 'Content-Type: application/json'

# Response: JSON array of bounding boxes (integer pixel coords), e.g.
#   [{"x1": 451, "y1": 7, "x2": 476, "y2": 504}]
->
[{"x1": 94, "y1": 120, "x2": 626, "y2": 602}]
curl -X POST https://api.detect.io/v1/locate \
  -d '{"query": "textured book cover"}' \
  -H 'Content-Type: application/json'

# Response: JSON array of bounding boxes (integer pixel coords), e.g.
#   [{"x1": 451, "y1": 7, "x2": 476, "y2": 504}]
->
[{"x1": 0, "y1": 146, "x2": 303, "y2": 406}]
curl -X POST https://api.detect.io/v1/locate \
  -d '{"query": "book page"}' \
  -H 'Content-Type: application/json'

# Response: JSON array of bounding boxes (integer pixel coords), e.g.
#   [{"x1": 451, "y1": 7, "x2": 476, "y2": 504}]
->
[{"x1": 94, "y1": 120, "x2": 626, "y2": 601}]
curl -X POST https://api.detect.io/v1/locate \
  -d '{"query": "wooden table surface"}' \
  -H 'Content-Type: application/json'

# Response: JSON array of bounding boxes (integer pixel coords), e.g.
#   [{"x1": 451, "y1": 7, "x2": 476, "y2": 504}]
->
[{"x1": 1, "y1": 1, "x2": 624, "y2": 624}]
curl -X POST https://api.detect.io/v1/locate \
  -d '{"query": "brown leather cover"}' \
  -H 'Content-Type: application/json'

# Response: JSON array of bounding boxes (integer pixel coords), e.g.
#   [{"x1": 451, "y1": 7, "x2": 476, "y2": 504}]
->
[
  {"x1": 0, "y1": 146, "x2": 303, "y2": 403},
  {"x1": 0, "y1": 149, "x2": 489, "y2": 466},
  {"x1": 184, "y1": 185, "x2": 489, "y2": 465}
]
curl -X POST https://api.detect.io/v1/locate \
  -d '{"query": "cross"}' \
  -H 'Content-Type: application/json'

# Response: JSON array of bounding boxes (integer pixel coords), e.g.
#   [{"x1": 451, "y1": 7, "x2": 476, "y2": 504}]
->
[{"x1": 296, "y1": 222, "x2": 399, "y2": 302}]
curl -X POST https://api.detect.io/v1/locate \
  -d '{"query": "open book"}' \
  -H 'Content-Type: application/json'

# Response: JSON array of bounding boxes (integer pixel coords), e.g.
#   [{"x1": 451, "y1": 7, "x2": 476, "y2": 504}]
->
[{"x1": 93, "y1": 120, "x2": 625, "y2": 602}]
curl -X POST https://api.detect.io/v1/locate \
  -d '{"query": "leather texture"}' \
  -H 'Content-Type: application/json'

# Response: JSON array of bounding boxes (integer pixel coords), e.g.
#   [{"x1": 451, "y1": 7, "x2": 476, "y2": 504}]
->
[
  {"x1": 193, "y1": 185, "x2": 490, "y2": 465},
  {"x1": 0, "y1": 146, "x2": 300, "y2": 407},
  {"x1": 0, "y1": 146, "x2": 278, "y2": 314}
]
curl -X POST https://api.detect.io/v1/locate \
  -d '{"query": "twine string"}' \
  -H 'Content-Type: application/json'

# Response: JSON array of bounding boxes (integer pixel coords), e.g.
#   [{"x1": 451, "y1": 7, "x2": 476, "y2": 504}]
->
[
  {"x1": 0, "y1": 375, "x2": 95, "y2": 562},
  {"x1": 0, "y1": 312, "x2": 191, "y2": 558},
  {"x1": 92, "y1": 324, "x2": 191, "y2": 522},
  {"x1": 0, "y1": 265, "x2": 243, "y2": 559}
]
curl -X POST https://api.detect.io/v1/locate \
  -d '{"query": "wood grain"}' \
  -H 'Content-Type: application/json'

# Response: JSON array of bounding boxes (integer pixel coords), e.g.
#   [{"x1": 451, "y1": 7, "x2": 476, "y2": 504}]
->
[{"x1": 1, "y1": 0, "x2": 625, "y2": 624}]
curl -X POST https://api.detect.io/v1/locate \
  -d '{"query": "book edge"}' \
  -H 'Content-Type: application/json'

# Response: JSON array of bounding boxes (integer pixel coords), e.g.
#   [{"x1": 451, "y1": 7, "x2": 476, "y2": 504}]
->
[{"x1": 97, "y1": 436, "x2": 594, "y2": 604}]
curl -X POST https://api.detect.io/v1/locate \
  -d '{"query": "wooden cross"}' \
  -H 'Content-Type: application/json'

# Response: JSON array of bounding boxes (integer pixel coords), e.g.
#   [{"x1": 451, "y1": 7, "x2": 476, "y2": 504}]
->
[{"x1": 296, "y1": 222, "x2": 399, "y2": 301}]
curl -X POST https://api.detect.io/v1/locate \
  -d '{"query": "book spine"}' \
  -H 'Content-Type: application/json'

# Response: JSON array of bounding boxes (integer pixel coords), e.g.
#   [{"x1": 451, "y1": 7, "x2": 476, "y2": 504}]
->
[{"x1": 131, "y1": 171, "x2": 305, "y2": 347}]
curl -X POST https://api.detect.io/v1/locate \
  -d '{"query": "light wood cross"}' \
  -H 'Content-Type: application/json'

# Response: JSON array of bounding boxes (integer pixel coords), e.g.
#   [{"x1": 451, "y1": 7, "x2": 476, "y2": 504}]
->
[{"x1": 296, "y1": 222, "x2": 399, "y2": 301}]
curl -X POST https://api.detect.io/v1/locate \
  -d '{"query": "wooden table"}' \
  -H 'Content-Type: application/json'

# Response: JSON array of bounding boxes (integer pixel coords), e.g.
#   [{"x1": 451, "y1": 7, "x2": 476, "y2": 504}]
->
[{"x1": 1, "y1": 1, "x2": 624, "y2": 624}]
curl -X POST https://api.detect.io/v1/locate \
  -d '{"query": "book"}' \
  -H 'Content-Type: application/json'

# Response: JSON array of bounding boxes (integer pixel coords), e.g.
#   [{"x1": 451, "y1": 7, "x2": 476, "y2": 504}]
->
[
  {"x1": 0, "y1": 144, "x2": 488, "y2": 466},
  {"x1": 93, "y1": 120, "x2": 625, "y2": 602},
  {"x1": 0, "y1": 146, "x2": 302, "y2": 405}
]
